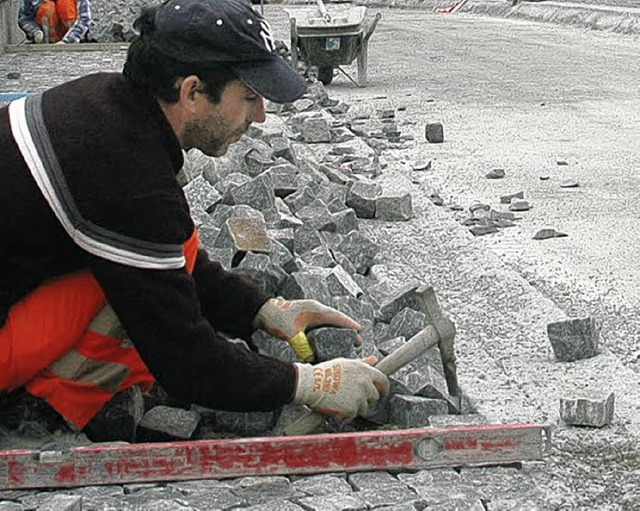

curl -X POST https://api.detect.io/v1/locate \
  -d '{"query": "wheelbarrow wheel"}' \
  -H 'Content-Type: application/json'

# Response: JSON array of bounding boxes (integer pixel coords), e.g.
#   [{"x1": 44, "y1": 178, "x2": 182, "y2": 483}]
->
[{"x1": 318, "y1": 66, "x2": 334, "y2": 85}]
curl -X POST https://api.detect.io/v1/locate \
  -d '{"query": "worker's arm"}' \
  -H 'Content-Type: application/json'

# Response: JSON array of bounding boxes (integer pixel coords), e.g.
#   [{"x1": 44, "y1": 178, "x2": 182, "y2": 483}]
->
[
  {"x1": 192, "y1": 248, "x2": 271, "y2": 343},
  {"x1": 18, "y1": 0, "x2": 41, "y2": 39},
  {"x1": 60, "y1": 0, "x2": 91, "y2": 43}
]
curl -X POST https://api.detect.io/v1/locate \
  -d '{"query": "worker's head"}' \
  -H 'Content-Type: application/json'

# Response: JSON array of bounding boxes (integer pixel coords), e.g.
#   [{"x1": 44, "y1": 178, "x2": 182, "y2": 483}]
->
[
  {"x1": 123, "y1": 0, "x2": 306, "y2": 105},
  {"x1": 123, "y1": 0, "x2": 306, "y2": 156}
]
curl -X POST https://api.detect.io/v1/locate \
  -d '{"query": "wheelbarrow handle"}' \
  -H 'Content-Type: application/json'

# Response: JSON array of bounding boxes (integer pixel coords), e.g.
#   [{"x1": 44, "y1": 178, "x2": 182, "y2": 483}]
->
[{"x1": 316, "y1": 0, "x2": 332, "y2": 22}]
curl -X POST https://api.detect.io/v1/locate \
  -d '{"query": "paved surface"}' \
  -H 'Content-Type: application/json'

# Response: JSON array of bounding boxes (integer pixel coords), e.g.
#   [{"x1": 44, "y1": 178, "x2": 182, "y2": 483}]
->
[{"x1": 2, "y1": 2, "x2": 640, "y2": 510}]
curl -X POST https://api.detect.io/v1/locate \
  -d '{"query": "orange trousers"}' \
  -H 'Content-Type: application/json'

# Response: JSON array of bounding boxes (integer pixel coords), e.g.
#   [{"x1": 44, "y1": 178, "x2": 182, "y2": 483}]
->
[
  {"x1": 0, "y1": 272, "x2": 155, "y2": 428},
  {"x1": 35, "y1": 0, "x2": 77, "y2": 43},
  {"x1": 0, "y1": 232, "x2": 200, "y2": 428}
]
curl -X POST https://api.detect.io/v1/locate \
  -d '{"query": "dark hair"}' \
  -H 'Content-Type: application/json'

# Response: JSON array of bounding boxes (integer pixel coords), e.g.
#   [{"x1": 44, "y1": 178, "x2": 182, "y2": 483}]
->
[{"x1": 122, "y1": 6, "x2": 238, "y2": 104}]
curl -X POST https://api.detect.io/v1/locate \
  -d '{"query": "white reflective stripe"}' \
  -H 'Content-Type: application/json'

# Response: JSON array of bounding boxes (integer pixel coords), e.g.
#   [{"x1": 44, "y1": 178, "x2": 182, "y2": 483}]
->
[{"x1": 8, "y1": 98, "x2": 186, "y2": 270}]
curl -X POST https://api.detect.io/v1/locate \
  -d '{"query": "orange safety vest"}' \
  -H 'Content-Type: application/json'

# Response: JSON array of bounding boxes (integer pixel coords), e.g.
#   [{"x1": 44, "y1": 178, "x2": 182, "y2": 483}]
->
[{"x1": 2, "y1": 230, "x2": 199, "y2": 429}]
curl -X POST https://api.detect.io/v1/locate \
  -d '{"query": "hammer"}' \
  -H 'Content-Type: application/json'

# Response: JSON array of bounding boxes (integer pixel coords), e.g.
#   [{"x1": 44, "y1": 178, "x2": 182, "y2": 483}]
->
[{"x1": 283, "y1": 286, "x2": 457, "y2": 436}]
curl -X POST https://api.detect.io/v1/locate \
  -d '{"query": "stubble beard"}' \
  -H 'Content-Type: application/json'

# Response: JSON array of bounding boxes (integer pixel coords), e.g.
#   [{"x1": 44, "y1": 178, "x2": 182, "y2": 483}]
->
[{"x1": 183, "y1": 114, "x2": 248, "y2": 157}]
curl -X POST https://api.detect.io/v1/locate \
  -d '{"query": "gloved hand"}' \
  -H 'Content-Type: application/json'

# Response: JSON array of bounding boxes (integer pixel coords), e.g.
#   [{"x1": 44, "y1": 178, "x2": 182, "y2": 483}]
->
[
  {"x1": 254, "y1": 297, "x2": 362, "y2": 361},
  {"x1": 293, "y1": 356, "x2": 389, "y2": 421},
  {"x1": 33, "y1": 30, "x2": 44, "y2": 44}
]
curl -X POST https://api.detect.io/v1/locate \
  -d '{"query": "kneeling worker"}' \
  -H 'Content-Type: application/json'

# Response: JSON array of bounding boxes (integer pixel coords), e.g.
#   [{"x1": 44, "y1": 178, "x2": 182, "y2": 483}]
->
[
  {"x1": 18, "y1": 0, "x2": 91, "y2": 44},
  {"x1": 1, "y1": 0, "x2": 388, "y2": 440}
]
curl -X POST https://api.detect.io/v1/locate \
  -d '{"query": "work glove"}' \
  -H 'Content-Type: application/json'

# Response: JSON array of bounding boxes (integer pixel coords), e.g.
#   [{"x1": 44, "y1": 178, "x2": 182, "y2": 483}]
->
[
  {"x1": 254, "y1": 297, "x2": 362, "y2": 362},
  {"x1": 33, "y1": 30, "x2": 44, "y2": 44},
  {"x1": 293, "y1": 356, "x2": 390, "y2": 421}
]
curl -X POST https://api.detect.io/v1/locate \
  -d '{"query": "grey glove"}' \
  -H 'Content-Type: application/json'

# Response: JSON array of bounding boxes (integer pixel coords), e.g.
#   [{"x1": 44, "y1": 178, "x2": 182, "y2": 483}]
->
[{"x1": 293, "y1": 357, "x2": 389, "y2": 421}]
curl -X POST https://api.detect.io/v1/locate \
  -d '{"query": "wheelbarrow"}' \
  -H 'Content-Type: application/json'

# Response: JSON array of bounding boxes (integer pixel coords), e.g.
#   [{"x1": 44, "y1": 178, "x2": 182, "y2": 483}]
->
[{"x1": 288, "y1": 0, "x2": 381, "y2": 86}]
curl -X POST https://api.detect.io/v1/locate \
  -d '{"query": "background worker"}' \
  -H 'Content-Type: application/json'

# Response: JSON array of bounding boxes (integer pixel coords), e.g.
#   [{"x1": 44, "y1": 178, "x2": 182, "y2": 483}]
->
[
  {"x1": 0, "y1": 0, "x2": 389, "y2": 441},
  {"x1": 18, "y1": 0, "x2": 91, "y2": 44}
]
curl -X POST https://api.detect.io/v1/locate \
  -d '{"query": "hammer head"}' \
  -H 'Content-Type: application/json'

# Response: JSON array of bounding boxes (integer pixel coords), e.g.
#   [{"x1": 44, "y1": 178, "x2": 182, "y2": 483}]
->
[{"x1": 410, "y1": 285, "x2": 459, "y2": 398}]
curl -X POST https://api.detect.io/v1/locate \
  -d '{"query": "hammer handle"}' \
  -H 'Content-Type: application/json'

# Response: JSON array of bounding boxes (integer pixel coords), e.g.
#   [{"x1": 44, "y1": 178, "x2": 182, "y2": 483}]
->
[
  {"x1": 376, "y1": 325, "x2": 440, "y2": 375},
  {"x1": 283, "y1": 325, "x2": 440, "y2": 436}
]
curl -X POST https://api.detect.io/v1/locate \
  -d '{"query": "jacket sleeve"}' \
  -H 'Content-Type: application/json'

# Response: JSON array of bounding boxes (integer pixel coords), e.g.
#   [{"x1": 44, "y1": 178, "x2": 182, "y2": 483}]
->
[
  {"x1": 90, "y1": 257, "x2": 296, "y2": 412},
  {"x1": 18, "y1": 0, "x2": 41, "y2": 38},
  {"x1": 61, "y1": 0, "x2": 91, "y2": 43},
  {"x1": 192, "y1": 248, "x2": 271, "y2": 342}
]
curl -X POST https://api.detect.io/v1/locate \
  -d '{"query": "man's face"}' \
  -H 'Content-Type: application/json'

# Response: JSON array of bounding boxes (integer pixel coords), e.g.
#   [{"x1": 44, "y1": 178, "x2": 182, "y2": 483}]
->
[{"x1": 183, "y1": 79, "x2": 266, "y2": 157}]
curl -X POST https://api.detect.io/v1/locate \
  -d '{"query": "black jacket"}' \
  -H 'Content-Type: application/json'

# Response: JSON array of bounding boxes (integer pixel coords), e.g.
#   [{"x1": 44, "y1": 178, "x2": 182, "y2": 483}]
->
[{"x1": 0, "y1": 72, "x2": 296, "y2": 411}]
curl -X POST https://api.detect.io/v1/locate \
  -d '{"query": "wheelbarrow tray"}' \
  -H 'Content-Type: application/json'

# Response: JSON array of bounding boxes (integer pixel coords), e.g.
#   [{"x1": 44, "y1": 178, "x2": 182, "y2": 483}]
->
[{"x1": 293, "y1": 6, "x2": 366, "y2": 68}]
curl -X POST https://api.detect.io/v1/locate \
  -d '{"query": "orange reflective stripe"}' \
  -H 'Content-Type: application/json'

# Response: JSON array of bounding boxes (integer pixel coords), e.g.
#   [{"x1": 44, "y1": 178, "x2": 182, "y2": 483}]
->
[
  {"x1": 27, "y1": 330, "x2": 154, "y2": 428},
  {"x1": 184, "y1": 228, "x2": 199, "y2": 275}
]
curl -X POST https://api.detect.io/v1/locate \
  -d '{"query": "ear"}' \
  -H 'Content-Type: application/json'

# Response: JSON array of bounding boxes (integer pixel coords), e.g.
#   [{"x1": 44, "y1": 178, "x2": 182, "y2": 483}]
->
[{"x1": 177, "y1": 75, "x2": 202, "y2": 112}]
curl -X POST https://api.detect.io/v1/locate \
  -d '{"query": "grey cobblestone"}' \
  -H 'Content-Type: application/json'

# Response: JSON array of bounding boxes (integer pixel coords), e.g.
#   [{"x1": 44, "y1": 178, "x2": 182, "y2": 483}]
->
[
  {"x1": 292, "y1": 474, "x2": 352, "y2": 496},
  {"x1": 295, "y1": 493, "x2": 366, "y2": 511}
]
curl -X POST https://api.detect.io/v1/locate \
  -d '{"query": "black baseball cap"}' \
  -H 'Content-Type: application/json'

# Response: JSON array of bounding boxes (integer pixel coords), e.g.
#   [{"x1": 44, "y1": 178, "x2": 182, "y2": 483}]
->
[{"x1": 150, "y1": 0, "x2": 307, "y2": 103}]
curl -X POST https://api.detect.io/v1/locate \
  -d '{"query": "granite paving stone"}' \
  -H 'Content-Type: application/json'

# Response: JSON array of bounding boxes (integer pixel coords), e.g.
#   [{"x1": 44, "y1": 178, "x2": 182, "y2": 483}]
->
[
  {"x1": 231, "y1": 476, "x2": 304, "y2": 506},
  {"x1": 211, "y1": 409, "x2": 277, "y2": 437},
  {"x1": 292, "y1": 474, "x2": 353, "y2": 496},
  {"x1": 214, "y1": 217, "x2": 271, "y2": 255},
  {"x1": 243, "y1": 501, "x2": 305, "y2": 511},
  {"x1": 387, "y1": 307, "x2": 429, "y2": 340},
  {"x1": 373, "y1": 506, "x2": 420, "y2": 511},
  {"x1": 294, "y1": 493, "x2": 366, "y2": 511},
  {"x1": 300, "y1": 245, "x2": 337, "y2": 268},
  {"x1": 332, "y1": 208, "x2": 360, "y2": 234},
  {"x1": 266, "y1": 163, "x2": 300, "y2": 198},
  {"x1": 377, "y1": 282, "x2": 422, "y2": 322},
  {"x1": 226, "y1": 173, "x2": 276, "y2": 212},
  {"x1": 296, "y1": 200, "x2": 337, "y2": 232},
  {"x1": 547, "y1": 316, "x2": 599, "y2": 362},
  {"x1": 345, "y1": 182, "x2": 382, "y2": 219},
  {"x1": 559, "y1": 392, "x2": 615, "y2": 427},
  {"x1": 375, "y1": 192, "x2": 414, "y2": 221},
  {"x1": 244, "y1": 142, "x2": 275, "y2": 178},
  {"x1": 326, "y1": 265, "x2": 363, "y2": 298},
  {"x1": 376, "y1": 335, "x2": 406, "y2": 355},
  {"x1": 173, "y1": 487, "x2": 245, "y2": 509},
  {"x1": 357, "y1": 485, "x2": 423, "y2": 509},
  {"x1": 122, "y1": 498, "x2": 197, "y2": 510},
  {"x1": 280, "y1": 271, "x2": 332, "y2": 303},
  {"x1": 330, "y1": 296, "x2": 376, "y2": 325},
  {"x1": 35, "y1": 494, "x2": 82, "y2": 511},
  {"x1": 335, "y1": 230, "x2": 380, "y2": 274},
  {"x1": 138, "y1": 406, "x2": 201, "y2": 440},
  {"x1": 389, "y1": 394, "x2": 449, "y2": 428},
  {"x1": 347, "y1": 471, "x2": 406, "y2": 491},
  {"x1": 428, "y1": 499, "x2": 485, "y2": 511},
  {"x1": 183, "y1": 175, "x2": 223, "y2": 215},
  {"x1": 284, "y1": 186, "x2": 317, "y2": 214},
  {"x1": 293, "y1": 222, "x2": 325, "y2": 255},
  {"x1": 425, "y1": 122, "x2": 444, "y2": 143},
  {"x1": 307, "y1": 327, "x2": 357, "y2": 361},
  {"x1": 0, "y1": 503, "x2": 23, "y2": 511},
  {"x1": 301, "y1": 116, "x2": 332, "y2": 143}
]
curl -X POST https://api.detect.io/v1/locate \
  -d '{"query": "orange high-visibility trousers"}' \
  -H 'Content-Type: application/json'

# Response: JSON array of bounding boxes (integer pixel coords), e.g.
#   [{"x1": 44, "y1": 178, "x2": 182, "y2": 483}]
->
[
  {"x1": 35, "y1": 0, "x2": 78, "y2": 43},
  {"x1": 0, "y1": 230, "x2": 199, "y2": 429}
]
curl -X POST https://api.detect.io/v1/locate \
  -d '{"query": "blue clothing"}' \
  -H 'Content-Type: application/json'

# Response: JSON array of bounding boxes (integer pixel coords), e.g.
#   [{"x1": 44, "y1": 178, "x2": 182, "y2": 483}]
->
[{"x1": 18, "y1": 0, "x2": 91, "y2": 43}]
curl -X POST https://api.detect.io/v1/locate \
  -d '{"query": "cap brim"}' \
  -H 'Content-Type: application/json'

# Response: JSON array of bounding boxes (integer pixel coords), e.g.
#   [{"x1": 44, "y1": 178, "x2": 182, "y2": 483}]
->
[{"x1": 232, "y1": 57, "x2": 307, "y2": 104}]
